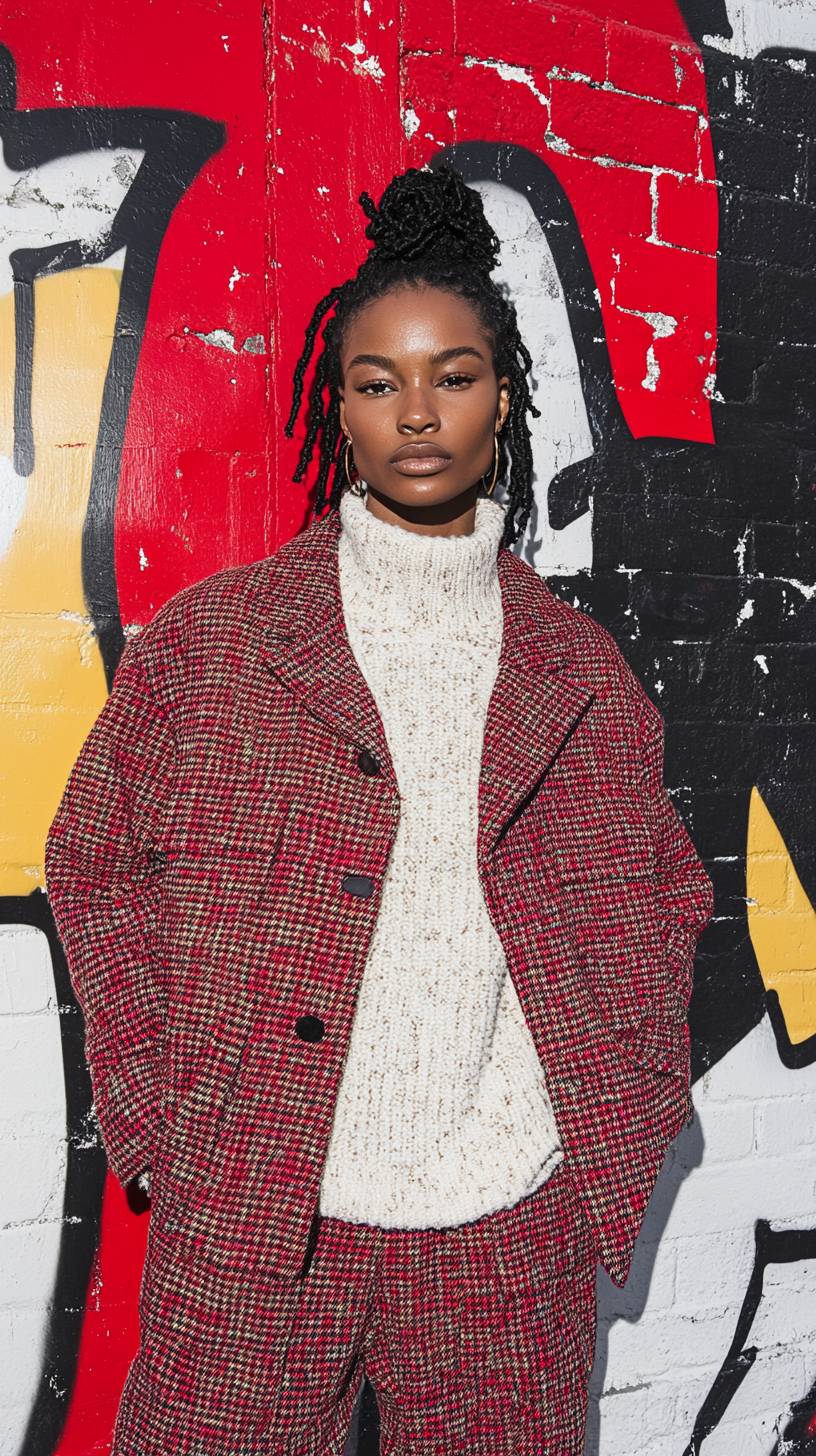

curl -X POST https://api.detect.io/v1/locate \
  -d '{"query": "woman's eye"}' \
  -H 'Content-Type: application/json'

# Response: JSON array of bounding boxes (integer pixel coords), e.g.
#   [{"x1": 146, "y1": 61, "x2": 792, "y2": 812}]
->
[
  {"x1": 358, "y1": 380, "x2": 393, "y2": 395},
  {"x1": 358, "y1": 373, "x2": 476, "y2": 395}
]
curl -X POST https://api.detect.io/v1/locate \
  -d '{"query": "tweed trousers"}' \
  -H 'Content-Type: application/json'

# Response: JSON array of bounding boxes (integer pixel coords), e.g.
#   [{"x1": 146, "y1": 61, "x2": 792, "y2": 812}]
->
[{"x1": 112, "y1": 1157, "x2": 597, "y2": 1456}]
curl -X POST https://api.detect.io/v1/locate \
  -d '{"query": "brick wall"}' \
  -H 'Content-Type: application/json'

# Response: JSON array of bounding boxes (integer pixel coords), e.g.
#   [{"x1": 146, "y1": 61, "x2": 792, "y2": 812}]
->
[{"x1": 0, "y1": 3, "x2": 813, "y2": 1453}]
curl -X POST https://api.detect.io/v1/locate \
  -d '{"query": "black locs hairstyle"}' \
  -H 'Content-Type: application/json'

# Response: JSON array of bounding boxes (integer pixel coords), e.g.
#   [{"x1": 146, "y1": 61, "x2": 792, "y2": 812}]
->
[{"x1": 283, "y1": 161, "x2": 541, "y2": 548}]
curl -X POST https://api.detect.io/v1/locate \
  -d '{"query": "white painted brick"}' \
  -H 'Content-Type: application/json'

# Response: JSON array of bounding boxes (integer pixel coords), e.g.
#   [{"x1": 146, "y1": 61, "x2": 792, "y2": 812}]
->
[
  {"x1": 704, "y1": 1410, "x2": 797, "y2": 1456},
  {"x1": 755, "y1": 1096, "x2": 816, "y2": 1155},
  {"x1": 0, "y1": 925, "x2": 55, "y2": 1017},
  {"x1": 689, "y1": 1099, "x2": 756, "y2": 1160},
  {"x1": 594, "y1": 1378, "x2": 677, "y2": 1453},
  {"x1": 605, "y1": 1307, "x2": 734, "y2": 1384},
  {"x1": 668, "y1": 1155, "x2": 816, "y2": 1236},
  {"x1": 1, "y1": 1308, "x2": 45, "y2": 1404},
  {"x1": 674, "y1": 1227, "x2": 755, "y2": 1307},
  {"x1": 0, "y1": 1134, "x2": 66, "y2": 1226},
  {"x1": 0, "y1": 1228, "x2": 59, "y2": 1307},
  {"x1": 0, "y1": 1014, "x2": 65, "y2": 1118}
]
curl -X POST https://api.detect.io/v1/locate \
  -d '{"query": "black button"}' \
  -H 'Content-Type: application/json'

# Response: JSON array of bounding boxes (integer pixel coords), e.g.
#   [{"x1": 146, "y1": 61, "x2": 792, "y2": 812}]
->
[
  {"x1": 357, "y1": 748, "x2": 381, "y2": 776},
  {"x1": 147, "y1": 847, "x2": 168, "y2": 872},
  {"x1": 341, "y1": 873, "x2": 374, "y2": 898},
  {"x1": 295, "y1": 1015, "x2": 325, "y2": 1042}
]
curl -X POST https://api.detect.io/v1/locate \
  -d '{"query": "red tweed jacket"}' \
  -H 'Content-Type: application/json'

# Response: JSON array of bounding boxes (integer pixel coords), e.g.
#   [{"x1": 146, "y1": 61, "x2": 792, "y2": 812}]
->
[{"x1": 45, "y1": 504, "x2": 714, "y2": 1289}]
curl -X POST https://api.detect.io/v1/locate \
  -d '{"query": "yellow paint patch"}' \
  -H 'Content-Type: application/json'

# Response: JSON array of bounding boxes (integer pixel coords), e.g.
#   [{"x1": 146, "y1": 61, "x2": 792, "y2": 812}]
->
[
  {"x1": 0, "y1": 270, "x2": 122, "y2": 895},
  {"x1": 748, "y1": 784, "x2": 816, "y2": 1045}
]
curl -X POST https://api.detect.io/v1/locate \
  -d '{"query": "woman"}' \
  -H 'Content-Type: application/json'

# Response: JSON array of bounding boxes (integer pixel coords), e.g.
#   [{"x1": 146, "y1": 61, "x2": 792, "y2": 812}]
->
[{"x1": 45, "y1": 162, "x2": 714, "y2": 1456}]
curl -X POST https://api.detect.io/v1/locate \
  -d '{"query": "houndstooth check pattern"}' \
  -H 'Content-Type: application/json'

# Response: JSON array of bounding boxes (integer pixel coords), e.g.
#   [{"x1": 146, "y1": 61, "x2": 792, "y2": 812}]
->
[
  {"x1": 114, "y1": 1158, "x2": 596, "y2": 1455},
  {"x1": 45, "y1": 501, "x2": 714, "y2": 1449}
]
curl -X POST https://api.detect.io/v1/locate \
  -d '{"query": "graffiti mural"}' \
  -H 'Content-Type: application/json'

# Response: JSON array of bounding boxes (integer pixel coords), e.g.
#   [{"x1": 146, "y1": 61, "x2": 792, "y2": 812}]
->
[{"x1": 0, "y1": 2, "x2": 812, "y2": 1454}]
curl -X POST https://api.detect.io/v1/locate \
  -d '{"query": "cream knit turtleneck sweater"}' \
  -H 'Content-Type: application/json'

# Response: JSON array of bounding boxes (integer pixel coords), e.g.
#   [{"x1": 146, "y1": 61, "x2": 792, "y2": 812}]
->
[{"x1": 316, "y1": 487, "x2": 564, "y2": 1229}]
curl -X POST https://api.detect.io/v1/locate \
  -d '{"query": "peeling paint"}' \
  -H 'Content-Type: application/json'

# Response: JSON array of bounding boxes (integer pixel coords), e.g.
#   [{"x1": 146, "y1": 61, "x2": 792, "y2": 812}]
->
[
  {"x1": 641, "y1": 344, "x2": 660, "y2": 390},
  {"x1": 734, "y1": 526, "x2": 750, "y2": 574},
  {"x1": 610, "y1": 253, "x2": 678, "y2": 391},
  {"x1": 462, "y1": 54, "x2": 548, "y2": 111},
  {"x1": 185, "y1": 326, "x2": 237, "y2": 352},
  {"x1": 769, "y1": 577, "x2": 816, "y2": 601},
  {"x1": 402, "y1": 106, "x2": 420, "y2": 141},
  {"x1": 279, "y1": 25, "x2": 385, "y2": 83},
  {"x1": 648, "y1": 169, "x2": 660, "y2": 243},
  {"x1": 359, "y1": 54, "x2": 386, "y2": 81},
  {"x1": 547, "y1": 65, "x2": 593, "y2": 85}
]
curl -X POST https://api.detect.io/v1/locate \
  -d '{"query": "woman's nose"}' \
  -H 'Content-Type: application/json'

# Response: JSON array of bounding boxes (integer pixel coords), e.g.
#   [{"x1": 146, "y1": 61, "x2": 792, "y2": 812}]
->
[{"x1": 397, "y1": 384, "x2": 440, "y2": 433}]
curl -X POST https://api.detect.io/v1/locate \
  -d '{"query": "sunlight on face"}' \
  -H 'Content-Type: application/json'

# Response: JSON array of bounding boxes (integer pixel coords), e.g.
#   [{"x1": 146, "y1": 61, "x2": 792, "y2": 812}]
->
[{"x1": 338, "y1": 283, "x2": 509, "y2": 531}]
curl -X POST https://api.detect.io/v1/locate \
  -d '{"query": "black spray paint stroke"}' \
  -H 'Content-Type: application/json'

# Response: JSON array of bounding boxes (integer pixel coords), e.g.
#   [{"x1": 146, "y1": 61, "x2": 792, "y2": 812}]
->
[
  {"x1": 0, "y1": 44, "x2": 225, "y2": 1456},
  {"x1": 682, "y1": 1221, "x2": 816, "y2": 1455},
  {"x1": 766, "y1": 991, "x2": 816, "y2": 1072}
]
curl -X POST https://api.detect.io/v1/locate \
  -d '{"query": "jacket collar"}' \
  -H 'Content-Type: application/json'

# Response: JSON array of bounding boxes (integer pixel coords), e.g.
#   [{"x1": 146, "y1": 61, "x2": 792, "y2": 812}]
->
[{"x1": 256, "y1": 505, "x2": 596, "y2": 864}]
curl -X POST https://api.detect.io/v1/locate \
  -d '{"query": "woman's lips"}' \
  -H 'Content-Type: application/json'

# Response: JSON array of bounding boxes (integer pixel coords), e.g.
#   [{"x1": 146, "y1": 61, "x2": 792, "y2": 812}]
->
[{"x1": 391, "y1": 455, "x2": 452, "y2": 475}]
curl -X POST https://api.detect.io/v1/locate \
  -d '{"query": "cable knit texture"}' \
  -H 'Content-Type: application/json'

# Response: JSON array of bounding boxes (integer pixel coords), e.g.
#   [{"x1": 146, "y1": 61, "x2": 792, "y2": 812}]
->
[{"x1": 317, "y1": 486, "x2": 564, "y2": 1228}]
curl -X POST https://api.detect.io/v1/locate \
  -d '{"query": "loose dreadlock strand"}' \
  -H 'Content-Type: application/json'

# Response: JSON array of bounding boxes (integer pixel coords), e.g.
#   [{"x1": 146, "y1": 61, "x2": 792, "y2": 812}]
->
[
  {"x1": 291, "y1": 341, "x2": 335, "y2": 485},
  {"x1": 311, "y1": 387, "x2": 343, "y2": 516},
  {"x1": 284, "y1": 284, "x2": 344, "y2": 441},
  {"x1": 285, "y1": 161, "x2": 542, "y2": 545}
]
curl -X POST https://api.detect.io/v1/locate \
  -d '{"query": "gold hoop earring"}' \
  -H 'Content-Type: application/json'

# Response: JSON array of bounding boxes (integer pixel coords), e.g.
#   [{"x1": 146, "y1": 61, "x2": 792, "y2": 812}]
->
[
  {"x1": 344, "y1": 438, "x2": 366, "y2": 497},
  {"x1": 483, "y1": 431, "x2": 501, "y2": 497}
]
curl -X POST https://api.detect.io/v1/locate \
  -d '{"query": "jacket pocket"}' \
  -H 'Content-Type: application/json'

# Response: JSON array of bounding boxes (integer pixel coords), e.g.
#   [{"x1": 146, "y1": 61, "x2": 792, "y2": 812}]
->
[
  {"x1": 151, "y1": 1008, "x2": 258, "y2": 1208},
  {"x1": 606, "y1": 1006, "x2": 690, "y2": 1079},
  {"x1": 147, "y1": 814, "x2": 300, "y2": 1213},
  {"x1": 556, "y1": 888, "x2": 690, "y2": 1080}
]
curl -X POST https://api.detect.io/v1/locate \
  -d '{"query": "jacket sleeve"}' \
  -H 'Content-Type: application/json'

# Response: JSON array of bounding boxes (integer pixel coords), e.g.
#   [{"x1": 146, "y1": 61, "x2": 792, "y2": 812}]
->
[
  {"x1": 637, "y1": 707, "x2": 715, "y2": 1012},
  {"x1": 44, "y1": 631, "x2": 177, "y2": 1188}
]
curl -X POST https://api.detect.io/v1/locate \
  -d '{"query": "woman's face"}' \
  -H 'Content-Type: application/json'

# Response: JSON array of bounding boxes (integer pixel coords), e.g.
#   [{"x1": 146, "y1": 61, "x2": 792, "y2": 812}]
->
[{"x1": 337, "y1": 283, "x2": 510, "y2": 530}]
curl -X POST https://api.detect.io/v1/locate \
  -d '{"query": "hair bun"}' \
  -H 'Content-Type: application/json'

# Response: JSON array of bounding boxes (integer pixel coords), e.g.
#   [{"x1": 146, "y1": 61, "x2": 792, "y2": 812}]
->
[{"x1": 358, "y1": 162, "x2": 501, "y2": 274}]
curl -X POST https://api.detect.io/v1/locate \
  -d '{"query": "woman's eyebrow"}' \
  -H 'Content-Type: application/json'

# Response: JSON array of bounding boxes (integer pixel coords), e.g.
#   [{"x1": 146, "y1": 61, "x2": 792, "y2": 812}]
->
[{"x1": 346, "y1": 345, "x2": 487, "y2": 370}]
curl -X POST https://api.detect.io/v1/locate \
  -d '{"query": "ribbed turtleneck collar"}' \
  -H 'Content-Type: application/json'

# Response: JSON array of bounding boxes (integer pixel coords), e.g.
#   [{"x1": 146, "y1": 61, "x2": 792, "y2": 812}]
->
[{"x1": 338, "y1": 486, "x2": 506, "y2": 636}]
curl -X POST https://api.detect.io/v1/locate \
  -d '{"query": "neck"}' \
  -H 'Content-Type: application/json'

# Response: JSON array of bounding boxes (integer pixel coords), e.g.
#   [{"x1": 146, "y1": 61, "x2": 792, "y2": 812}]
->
[{"x1": 338, "y1": 487, "x2": 506, "y2": 635}]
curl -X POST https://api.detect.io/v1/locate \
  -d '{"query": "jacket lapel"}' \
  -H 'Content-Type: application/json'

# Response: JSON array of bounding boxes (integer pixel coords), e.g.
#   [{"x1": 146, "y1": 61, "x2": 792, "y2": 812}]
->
[
  {"x1": 257, "y1": 508, "x2": 396, "y2": 778},
  {"x1": 476, "y1": 570, "x2": 597, "y2": 866},
  {"x1": 257, "y1": 505, "x2": 597, "y2": 861}
]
